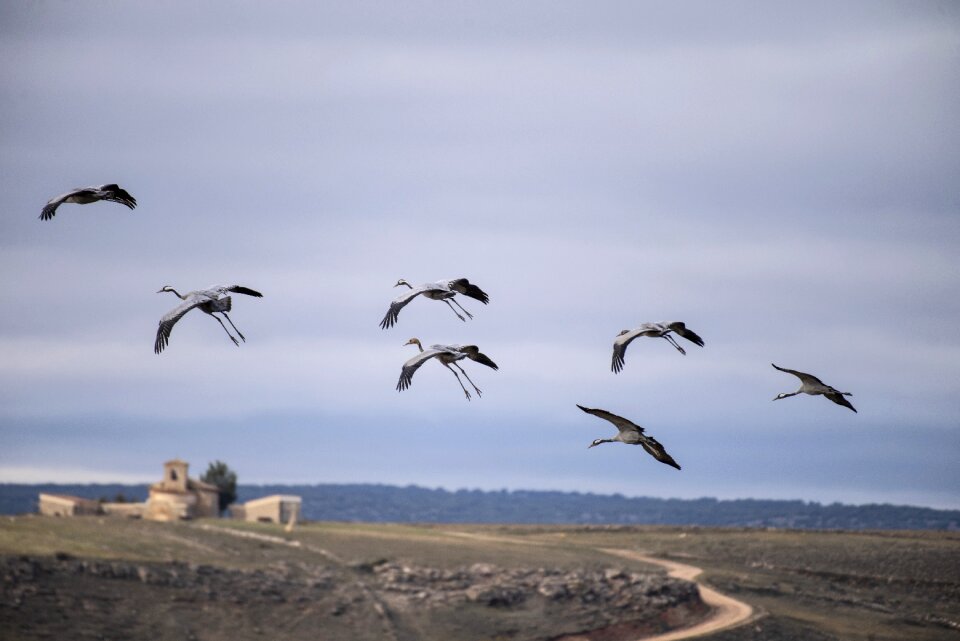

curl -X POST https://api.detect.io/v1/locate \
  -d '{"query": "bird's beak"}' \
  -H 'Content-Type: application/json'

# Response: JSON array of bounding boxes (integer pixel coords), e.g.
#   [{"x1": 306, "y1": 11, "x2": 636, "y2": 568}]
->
[
  {"x1": 771, "y1": 395, "x2": 780, "y2": 401},
  {"x1": 587, "y1": 443, "x2": 597, "y2": 449},
  {"x1": 156, "y1": 288, "x2": 164, "y2": 293}
]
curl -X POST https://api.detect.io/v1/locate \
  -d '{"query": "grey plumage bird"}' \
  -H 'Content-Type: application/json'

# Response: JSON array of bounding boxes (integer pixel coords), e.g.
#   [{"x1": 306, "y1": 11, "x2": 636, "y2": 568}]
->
[
  {"x1": 380, "y1": 278, "x2": 489, "y2": 329},
  {"x1": 154, "y1": 285, "x2": 263, "y2": 354},
  {"x1": 611, "y1": 321, "x2": 704, "y2": 373},
  {"x1": 577, "y1": 405, "x2": 681, "y2": 470},
  {"x1": 40, "y1": 184, "x2": 137, "y2": 221},
  {"x1": 771, "y1": 363, "x2": 856, "y2": 413},
  {"x1": 396, "y1": 338, "x2": 498, "y2": 400}
]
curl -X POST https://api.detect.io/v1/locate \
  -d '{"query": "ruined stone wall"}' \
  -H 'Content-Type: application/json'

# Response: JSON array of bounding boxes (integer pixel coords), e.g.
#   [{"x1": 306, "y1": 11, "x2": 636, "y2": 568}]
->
[
  {"x1": 38, "y1": 494, "x2": 101, "y2": 518},
  {"x1": 194, "y1": 489, "x2": 219, "y2": 518},
  {"x1": 100, "y1": 503, "x2": 146, "y2": 519},
  {"x1": 145, "y1": 491, "x2": 194, "y2": 521}
]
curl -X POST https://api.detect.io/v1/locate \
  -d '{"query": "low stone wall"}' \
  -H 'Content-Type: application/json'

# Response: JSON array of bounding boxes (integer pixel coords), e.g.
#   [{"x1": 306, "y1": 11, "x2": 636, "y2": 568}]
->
[{"x1": 100, "y1": 503, "x2": 145, "y2": 518}]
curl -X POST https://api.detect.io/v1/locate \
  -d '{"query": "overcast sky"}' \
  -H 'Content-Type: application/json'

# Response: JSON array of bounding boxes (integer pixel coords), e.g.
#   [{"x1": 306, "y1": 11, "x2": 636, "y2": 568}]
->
[{"x1": 1, "y1": 1, "x2": 958, "y2": 509}]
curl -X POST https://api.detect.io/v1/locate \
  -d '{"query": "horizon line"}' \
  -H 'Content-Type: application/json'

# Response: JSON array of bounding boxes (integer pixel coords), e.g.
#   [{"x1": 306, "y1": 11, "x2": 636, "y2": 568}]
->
[{"x1": 2, "y1": 478, "x2": 958, "y2": 513}]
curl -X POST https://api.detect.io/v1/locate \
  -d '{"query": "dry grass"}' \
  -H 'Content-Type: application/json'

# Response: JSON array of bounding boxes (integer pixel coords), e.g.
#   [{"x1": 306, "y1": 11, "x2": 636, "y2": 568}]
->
[{"x1": 2, "y1": 517, "x2": 959, "y2": 640}]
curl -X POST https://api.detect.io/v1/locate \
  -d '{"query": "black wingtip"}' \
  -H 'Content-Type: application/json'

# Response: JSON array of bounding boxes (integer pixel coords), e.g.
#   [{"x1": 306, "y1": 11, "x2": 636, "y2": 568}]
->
[
  {"x1": 611, "y1": 354, "x2": 624, "y2": 373},
  {"x1": 379, "y1": 307, "x2": 398, "y2": 330}
]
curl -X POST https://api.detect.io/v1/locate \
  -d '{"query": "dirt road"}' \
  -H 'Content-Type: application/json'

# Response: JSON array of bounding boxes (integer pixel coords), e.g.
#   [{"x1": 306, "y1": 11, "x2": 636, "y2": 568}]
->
[
  {"x1": 603, "y1": 548, "x2": 754, "y2": 640},
  {"x1": 446, "y1": 530, "x2": 753, "y2": 640}
]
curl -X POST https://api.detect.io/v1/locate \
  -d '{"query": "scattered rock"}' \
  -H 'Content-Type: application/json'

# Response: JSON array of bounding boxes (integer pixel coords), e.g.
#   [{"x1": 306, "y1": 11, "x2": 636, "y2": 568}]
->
[{"x1": 371, "y1": 560, "x2": 698, "y2": 614}]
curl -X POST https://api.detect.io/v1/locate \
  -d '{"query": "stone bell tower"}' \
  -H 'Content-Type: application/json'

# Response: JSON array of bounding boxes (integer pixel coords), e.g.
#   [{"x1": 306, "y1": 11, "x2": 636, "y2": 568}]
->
[{"x1": 162, "y1": 459, "x2": 189, "y2": 492}]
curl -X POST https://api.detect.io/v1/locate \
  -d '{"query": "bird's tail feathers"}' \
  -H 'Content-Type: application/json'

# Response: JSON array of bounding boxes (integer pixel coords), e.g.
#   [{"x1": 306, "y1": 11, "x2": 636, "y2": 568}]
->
[
  {"x1": 471, "y1": 352, "x2": 498, "y2": 370},
  {"x1": 102, "y1": 185, "x2": 137, "y2": 209},
  {"x1": 463, "y1": 284, "x2": 489, "y2": 304},
  {"x1": 211, "y1": 296, "x2": 232, "y2": 313},
  {"x1": 233, "y1": 286, "x2": 263, "y2": 298}
]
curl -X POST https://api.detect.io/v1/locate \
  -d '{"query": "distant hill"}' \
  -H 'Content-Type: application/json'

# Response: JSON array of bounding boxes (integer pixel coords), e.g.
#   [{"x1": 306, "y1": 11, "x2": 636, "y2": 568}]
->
[{"x1": 2, "y1": 483, "x2": 957, "y2": 530}]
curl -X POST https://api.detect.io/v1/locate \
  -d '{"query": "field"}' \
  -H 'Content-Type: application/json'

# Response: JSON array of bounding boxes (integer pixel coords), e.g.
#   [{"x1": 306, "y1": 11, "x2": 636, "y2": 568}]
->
[{"x1": 1, "y1": 516, "x2": 958, "y2": 640}]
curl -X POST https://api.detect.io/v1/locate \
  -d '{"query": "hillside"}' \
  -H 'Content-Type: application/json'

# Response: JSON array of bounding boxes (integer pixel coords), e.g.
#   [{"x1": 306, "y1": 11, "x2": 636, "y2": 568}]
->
[
  {"x1": 1, "y1": 518, "x2": 959, "y2": 640},
  {"x1": 2, "y1": 483, "x2": 958, "y2": 529},
  {"x1": 0, "y1": 517, "x2": 704, "y2": 641}
]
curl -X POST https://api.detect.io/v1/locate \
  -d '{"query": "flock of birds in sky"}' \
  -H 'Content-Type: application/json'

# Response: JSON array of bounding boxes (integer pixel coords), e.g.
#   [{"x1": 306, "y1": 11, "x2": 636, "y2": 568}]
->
[{"x1": 40, "y1": 184, "x2": 858, "y2": 472}]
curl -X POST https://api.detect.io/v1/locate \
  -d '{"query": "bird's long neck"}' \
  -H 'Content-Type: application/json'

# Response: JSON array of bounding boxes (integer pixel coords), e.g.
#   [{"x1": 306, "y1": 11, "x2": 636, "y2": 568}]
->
[
  {"x1": 166, "y1": 288, "x2": 185, "y2": 300},
  {"x1": 399, "y1": 280, "x2": 413, "y2": 290}
]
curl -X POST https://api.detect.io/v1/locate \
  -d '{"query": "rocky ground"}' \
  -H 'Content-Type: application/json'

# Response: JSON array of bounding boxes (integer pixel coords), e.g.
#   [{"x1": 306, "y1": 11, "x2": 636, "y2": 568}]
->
[
  {"x1": 4, "y1": 518, "x2": 957, "y2": 640},
  {"x1": 0, "y1": 553, "x2": 704, "y2": 641}
]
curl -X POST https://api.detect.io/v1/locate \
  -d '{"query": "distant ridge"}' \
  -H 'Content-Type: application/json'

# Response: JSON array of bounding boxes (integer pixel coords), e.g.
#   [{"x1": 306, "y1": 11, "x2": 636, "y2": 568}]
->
[{"x1": 1, "y1": 483, "x2": 957, "y2": 530}]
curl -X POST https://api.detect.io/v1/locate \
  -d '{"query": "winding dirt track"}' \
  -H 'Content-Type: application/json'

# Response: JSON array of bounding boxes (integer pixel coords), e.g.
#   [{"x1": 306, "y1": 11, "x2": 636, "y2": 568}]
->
[
  {"x1": 602, "y1": 548, "x2": 754, "y2": 640},
  {"x1": 446, "y1": 530, "x2": 754, "y2": 640},
  {"x1": 201, "y1": 526, "x2": 752, "y2": 641}
]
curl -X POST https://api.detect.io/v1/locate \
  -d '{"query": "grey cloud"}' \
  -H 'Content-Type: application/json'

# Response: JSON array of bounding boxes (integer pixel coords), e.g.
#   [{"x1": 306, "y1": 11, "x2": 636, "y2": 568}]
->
[{"x1": 1, "y1": 1, "x2": 958, "y2": 508}]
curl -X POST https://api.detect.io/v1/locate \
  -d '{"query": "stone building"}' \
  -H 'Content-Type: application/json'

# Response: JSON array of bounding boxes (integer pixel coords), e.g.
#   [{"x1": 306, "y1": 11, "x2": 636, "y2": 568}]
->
[
  {"x1": 38, "y1": 493, "x2": 102, "y2": 517},
  {"x1": 145, "y1": 459, "x2": 220, "y2": 521},
  {"x1": 235, "y1": 495, "x2": 301, "y2": 524},
  {"x1": 101, "y1": 502, "x2": 146, "y2": 519},
  {"x1": 37, "y1": 460, "x2": 221, "y2": 521}
]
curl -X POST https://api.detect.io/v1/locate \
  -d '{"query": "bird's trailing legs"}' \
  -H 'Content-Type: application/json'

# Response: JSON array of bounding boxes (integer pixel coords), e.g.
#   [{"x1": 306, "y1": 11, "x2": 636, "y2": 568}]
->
[
  {"x1": 453, "y1": 363, "x2": 482, "y2": 397},
  {"x1": 221, "y1": 312, "x2": 246, "y2": 342},
  {"x1": 442, "y1": 299, "x2": 467, "y2": 322},
  {"x1": 443, "y1": 364, "x2": 472, "y2": 400},
  {"x1": 663, "y1": 334, "x2": 686, "y2": 355},
  {"x1": 449, "y1": 298, "x2": 474, "y2": 320},
  {"x1": 208, "y1": 313, "x2": 240, "y2": 347}
]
